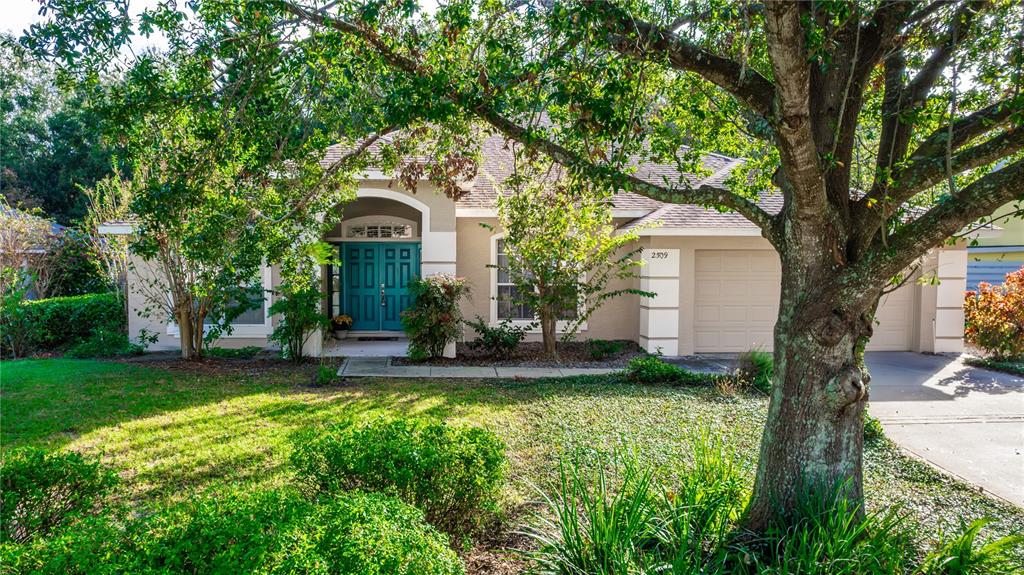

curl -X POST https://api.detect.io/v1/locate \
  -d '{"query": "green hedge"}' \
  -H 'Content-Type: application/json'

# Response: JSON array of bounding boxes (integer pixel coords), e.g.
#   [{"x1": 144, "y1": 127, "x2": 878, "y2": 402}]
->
[{"x1": 22, "y1": 292, "x2": 124, "y2": 351}]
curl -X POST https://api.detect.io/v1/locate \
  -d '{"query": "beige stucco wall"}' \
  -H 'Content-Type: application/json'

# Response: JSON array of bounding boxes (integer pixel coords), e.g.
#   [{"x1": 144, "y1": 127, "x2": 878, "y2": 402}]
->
[
  {"x1": 124, "y1": 254, "x2": 278, "y2": 352},
  {"x1": 455, "y1": 217, "x2": 642, "y2": 343}
]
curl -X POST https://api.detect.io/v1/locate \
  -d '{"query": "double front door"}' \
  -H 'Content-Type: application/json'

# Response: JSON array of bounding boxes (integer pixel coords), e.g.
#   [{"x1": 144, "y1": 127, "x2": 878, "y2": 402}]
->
[{"x1": 339, "y1": 242, "x2": 420, "y2": 331}]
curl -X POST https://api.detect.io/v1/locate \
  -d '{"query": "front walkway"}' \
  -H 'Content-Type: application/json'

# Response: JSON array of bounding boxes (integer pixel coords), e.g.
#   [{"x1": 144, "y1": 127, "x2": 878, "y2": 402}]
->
[{"x1": 338, "y1": 357, "x2": 618, "y2": 379}]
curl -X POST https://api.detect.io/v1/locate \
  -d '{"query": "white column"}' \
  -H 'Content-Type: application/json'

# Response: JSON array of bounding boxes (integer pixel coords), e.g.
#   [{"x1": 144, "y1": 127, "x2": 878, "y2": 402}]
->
[
  {"x1": 933, "y1": 248, "x2": 967, "y2": 353},
  {"x1": 639, "y1": 247, "x2": 681, "y2": 356}
]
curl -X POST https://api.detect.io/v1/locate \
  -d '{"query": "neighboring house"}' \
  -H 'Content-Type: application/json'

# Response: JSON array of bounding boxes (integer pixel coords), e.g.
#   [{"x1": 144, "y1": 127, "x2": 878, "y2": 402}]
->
[
  {"x1": 966, "y1": 202, "x2": 1024, "y2": 291},
  {"x1": 104, "y1": 136, "x2": 969, "y2": 357},
  {"x1": 0, "y1": 204, "x2": 65, "y2": 299}
]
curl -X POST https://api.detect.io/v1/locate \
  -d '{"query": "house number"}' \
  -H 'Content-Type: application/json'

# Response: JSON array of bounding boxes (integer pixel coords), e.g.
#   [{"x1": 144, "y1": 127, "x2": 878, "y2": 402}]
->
[{"x1": 650, "y1": 251, "x2": 670, "y2": 259}]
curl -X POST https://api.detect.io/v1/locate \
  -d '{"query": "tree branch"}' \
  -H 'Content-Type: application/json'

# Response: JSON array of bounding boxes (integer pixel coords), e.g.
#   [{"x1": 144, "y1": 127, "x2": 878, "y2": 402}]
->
[
  {"x1": 873, "y1": 1, "x2": 987, "y2": 180},
  {"x1": 477, "y1": 107, "x2": 779, "y2": 241},
  {"x1": 863, "y1": 97, "x2": 1022, "y2": 211},
  {"x1": 762, "y1": 1, "x2": 828, "y2": 222},
  {"x1": 593, "y1": 4, "x2": 775, "y2": 119},
  {"x1": 853, "y1": 158, "x2": 1024, "y2": 285},
  {"x1": 280, "y1": 0, "x2": 781, "y2": 242}
]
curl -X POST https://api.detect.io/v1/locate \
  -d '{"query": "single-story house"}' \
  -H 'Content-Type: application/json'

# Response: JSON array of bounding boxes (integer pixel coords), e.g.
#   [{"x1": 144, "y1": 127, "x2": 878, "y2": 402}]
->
[{"x1": 104, "y1": 135, "x2": 969, "y2": 357}]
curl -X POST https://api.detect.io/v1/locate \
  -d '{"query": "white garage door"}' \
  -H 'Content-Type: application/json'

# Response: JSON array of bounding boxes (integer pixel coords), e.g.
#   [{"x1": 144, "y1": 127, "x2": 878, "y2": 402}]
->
[
  {"x1": 694, "y1": 250, "x2": 781, "y2": 352},
  {"x1": 693, "y1": 250, "x2": 915, "y2": 352},
  {"x1": 866, "y1": 285, "x2": 914, "y2": 351}
]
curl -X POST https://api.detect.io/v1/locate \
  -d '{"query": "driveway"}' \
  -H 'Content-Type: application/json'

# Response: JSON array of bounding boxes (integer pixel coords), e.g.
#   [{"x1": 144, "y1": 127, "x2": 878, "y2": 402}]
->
[{"x1": 866, "y1": 352, "x2": 1024, "y2": 507}]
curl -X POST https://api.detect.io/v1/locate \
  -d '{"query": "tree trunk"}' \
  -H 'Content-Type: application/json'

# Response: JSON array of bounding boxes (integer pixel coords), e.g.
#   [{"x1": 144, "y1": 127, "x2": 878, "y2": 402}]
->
[
  {"x1": 743, "y1": 278, "x2": 875, "y2": 531},
  {"x1": 177, "y1": 309, "x2": 196, "y2": 360},
  {"x1": 541, "y1": 314, "x2": 558, "y2": 360}
]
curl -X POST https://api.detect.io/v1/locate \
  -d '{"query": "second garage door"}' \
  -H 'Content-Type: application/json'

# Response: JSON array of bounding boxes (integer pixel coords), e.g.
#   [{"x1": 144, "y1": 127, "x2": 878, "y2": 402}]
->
[{"x1": 692, "y1": 250, "x2": 915, "y2": 353}]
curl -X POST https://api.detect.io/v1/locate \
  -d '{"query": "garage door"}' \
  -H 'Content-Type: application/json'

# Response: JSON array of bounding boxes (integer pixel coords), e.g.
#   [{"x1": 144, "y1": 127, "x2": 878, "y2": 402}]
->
[
  {"x1": 694, "y1": 250, "x2": 781, "y2": 352},
  {"x1": 693, "y1": 250, "x2": 915, "y2": 352},
  {"x1": 865, "y1": 285, "x2": 914, "y2": 351}
]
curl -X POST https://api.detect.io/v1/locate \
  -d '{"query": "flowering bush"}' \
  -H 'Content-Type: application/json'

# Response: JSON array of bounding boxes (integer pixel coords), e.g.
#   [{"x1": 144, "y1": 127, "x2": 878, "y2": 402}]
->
[
  {"x1": 964, "y1": 268, "x2": 1024, "y2": 360},
  {"x1": 401, "y1": 274, "x2": 470, "y2": 360}
]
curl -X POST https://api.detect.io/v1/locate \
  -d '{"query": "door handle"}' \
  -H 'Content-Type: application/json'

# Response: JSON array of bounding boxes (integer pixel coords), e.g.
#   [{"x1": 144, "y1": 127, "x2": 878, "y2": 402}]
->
[{"x1": 380, "y1": 283, "x2": 386, "y2": 307}]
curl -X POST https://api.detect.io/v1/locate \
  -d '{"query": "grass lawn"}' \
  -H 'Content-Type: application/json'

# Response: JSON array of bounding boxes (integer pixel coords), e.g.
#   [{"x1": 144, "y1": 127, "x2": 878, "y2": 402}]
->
[{"x1": 2, "y1": 358, "x2": 1022, "y2": 559}]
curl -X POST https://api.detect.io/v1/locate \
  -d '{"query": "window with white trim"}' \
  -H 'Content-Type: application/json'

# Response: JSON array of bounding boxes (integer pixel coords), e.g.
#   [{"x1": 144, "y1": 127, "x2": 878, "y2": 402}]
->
[
  {"x1": 495, "y1": 238, "x2": 535, "y2": 320},
  {"x1": 346, "y1": 222, "x2": 414, "y2": 239},
  {"x1": 493, "y1": 237, "x2": 583, "y2": 326}
]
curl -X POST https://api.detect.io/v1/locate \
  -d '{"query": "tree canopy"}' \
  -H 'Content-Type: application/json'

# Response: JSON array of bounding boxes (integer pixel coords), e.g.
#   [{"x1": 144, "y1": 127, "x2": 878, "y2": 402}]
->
[{"x1": 23, "y1": 0, "x2": 1024, "y2": 528}]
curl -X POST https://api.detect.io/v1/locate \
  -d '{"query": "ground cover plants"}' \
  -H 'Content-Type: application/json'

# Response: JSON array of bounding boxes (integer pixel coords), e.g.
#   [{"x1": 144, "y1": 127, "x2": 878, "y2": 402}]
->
[{"x1": 1, "y1": 358, "x2": 1021, "y2": 573}]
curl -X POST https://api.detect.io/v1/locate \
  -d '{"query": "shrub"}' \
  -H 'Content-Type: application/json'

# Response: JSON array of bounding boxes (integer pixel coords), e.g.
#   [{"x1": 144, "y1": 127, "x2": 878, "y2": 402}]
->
[
  {"x1": 268, "y1": 279, "x2": 327, "y2": 362},
  {"x1": 43, "y1": 230, "x2": 113, "y2": 298},
  {"x1": 864, "y1": 412, "x2": 886, "y2": 444},
  {"x1": 3, "y1": 490, "x2": 464, "y2": 575},
  {"x1": 0, "y1": 515, "x2": 127, "y2": 575},
  {"x1": 625, "y1": 354, "x2": 724, "y2": 386},
  {"x1": 964, "y1": 268, "x2": 1024, "y2": 360},
  {"x1": 205, "y1": 345, "x2": 262, "y2": 359},
  {"x1": 292, "y1": 418, "x2": 505, "y2": 538},
  {"x1": 402, "y1": 274, "x2": 470, "y2": 360},
  {"x1": 21, "y1": 292, "x2": 124, "y2": 351},
  {"x1": 735, "y1": 348, "x2": 773, "y2": 393},
  {"x1": 313, "y1": 363, "x2": 335, "y2": 387},
  {"x1": 66, "y1": 328, "x2": 144, "y2": 358},
  {"x1": 465, "y1": 315, "x2": 532, "y2": 359},
  {"x1": 138, "y1": 489, "x2": 462, "y2": 574},
  {"x1": 0, "y1": 447, "x2": 118, "y2": 544},
  {"x1": 587, "y1": 338, "x2": 625, "y2": 361},
  {"x1": 1, "y1": 267, "x2": 34, "y2": 358}
]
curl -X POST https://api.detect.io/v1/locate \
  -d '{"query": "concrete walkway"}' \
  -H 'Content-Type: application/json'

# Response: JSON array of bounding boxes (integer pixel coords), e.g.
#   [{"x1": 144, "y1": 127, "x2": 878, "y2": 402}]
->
[
  {"x1": 338, "y1": 357, "x2": 618, "y2": 379},
  {"x1": 866, "y1": 352, "x2": 1024, "y2": 507}
]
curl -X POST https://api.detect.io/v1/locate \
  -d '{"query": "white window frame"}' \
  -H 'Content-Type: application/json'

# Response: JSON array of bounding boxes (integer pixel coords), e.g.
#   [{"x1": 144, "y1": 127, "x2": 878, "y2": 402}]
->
[
  {"x1": 339, "y1": 215, "x2": 418, "y2": 241},
  {"x1": 167, "y1": 265, "x2": 274, "y2": 338},
  {"x1": 488, "y1": 234, "x2": 586, "y2": 333}
]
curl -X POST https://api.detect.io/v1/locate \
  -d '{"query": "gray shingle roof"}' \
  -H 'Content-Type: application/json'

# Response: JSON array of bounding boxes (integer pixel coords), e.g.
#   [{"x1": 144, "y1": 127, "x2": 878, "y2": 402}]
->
[{"x1": 323, "y1": 132, "x2": 770, "y2": 229}]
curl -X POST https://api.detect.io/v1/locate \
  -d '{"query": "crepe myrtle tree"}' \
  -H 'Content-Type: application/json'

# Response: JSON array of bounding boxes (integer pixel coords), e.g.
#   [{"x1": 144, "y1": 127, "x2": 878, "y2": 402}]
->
[
  {"x1": 29, "y1": 0, "x2": 1024, "y2": 528},
  {"x1": 487, "y1": 158, "x2": 652, "y2": 359}
]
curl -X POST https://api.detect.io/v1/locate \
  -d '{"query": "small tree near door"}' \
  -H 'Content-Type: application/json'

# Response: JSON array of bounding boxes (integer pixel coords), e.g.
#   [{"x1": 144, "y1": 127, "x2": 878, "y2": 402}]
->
[{"x1": 490, "y1": 164, "x2": 652, "y2": 359}]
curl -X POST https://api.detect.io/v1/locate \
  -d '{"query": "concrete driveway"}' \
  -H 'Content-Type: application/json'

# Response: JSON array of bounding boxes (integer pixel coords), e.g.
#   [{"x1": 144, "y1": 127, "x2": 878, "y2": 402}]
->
[{"x1": 866, "y1": 352, "x2": 1024, "y2": 507}]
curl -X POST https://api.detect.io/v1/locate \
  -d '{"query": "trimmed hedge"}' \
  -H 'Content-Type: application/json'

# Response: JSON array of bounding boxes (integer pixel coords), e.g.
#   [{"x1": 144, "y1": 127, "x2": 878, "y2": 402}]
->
[
  {"x1": 0, "y1": 447, "x2": 118, "y2": 544},
  {"x1": 292, "y1": 418, "x2": 506, "y2": 538},
  {"x1": 0, "y1": 490, "x2": 464, "y2": 575},
  {"x1": 22, "y1": 292, "x2": 124, "y2": 351}
]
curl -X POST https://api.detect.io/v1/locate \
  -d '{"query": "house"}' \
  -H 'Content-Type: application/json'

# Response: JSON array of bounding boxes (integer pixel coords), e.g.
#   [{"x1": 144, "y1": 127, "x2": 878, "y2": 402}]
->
[
  {"x1": 105, "y1": 135, "x2": 969, "y2": 357},
  {"x1": 966, "y1": 202, "x2": 1024, "y2": 292}
]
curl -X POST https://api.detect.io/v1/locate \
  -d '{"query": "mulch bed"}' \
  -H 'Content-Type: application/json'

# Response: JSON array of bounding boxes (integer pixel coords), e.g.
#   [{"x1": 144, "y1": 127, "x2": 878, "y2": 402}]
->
[
  {"x1": 113, "y1": 352, "x2": 342, "y2": 378},
  {"x1": 393, "y1": 340, "x2": 644, "y2": 368}
]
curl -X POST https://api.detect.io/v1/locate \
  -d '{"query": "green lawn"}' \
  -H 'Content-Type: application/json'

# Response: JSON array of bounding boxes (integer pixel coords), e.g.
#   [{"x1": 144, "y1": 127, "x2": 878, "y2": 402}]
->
[{"x1": 2, "y1": 358, "x2": 1022, "y2": 552}]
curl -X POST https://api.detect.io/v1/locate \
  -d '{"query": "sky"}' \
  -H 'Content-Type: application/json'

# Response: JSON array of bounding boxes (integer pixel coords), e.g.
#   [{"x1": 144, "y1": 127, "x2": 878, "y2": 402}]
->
[{"x1": 4, "y1": 0, "x2": 168, "y2": 51}]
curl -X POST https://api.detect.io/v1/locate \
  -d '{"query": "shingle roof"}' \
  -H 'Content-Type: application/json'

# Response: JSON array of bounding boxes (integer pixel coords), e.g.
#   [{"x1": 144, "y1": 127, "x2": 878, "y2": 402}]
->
[{"x1": 324, "y1": 132, "x2": 770, "y2": 229}]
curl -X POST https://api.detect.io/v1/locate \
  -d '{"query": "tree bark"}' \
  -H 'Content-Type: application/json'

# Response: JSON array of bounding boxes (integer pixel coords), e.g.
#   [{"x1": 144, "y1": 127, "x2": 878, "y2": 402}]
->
[
  {"x1": 743, "y1": 273, "x2": 876, "y2": 530},
  {"x1": 177, "y1": 308, "x2": 195, "y2": 360},
  {"x1": 541, "y1": 314, "x2": 558, "y2": 360}
]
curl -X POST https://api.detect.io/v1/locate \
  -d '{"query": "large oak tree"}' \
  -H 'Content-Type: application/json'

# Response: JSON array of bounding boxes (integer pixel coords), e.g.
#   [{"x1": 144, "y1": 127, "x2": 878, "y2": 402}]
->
[{"x1": 29, "y1": 0, "x2": 1023, "y2": 529}]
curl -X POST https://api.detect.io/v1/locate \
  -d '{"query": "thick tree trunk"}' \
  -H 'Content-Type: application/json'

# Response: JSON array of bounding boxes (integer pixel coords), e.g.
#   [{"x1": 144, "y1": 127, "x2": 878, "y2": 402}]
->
[{"x1": 743, "y1": 277, "x2": 875, "y2": 531}]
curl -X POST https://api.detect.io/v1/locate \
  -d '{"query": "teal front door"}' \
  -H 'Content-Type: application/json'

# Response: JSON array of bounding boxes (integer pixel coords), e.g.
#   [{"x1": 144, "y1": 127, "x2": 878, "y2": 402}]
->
[{"x1": 341, "y1": 242, "x2": 420, "y2": 331}]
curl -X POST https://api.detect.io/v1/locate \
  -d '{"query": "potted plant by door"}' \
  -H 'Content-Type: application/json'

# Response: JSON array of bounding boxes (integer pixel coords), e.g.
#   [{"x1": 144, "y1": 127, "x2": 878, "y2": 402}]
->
[{"x1": 331, "y1": 314, "x2": 353, "y2": 339}]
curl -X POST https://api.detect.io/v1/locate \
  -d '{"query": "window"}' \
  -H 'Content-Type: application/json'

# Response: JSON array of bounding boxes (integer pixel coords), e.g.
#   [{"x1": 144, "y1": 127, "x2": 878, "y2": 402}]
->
[
  {"x1": 347, "y1": 223, "x2": 413, "y2": 239},
  {"x1": 492, "y1": 237, "x2": 584, "y2": 328},
  {"x1": 496, "y1": 239, "x2": 535, "y2": 320},
  {"x1": 203, "y1": 286, "x2": 266, "y2": 326}
]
